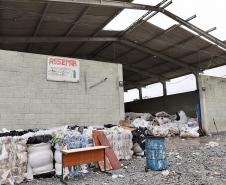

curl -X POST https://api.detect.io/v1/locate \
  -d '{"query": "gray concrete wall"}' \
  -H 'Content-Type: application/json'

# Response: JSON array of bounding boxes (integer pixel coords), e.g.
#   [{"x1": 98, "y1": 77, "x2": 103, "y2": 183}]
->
[
  {"x1": 125, "y1": 91, "x2": 198, "y2": 117},
  {"x1": 0, "y1": 49, "x2": 124, "y2": 129},
  {"x1": 198, "y1": 75, "x2": 226, "y2": 134}
]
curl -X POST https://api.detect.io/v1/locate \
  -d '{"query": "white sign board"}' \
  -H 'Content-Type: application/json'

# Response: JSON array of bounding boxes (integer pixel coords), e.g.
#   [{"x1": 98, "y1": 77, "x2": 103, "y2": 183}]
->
[{"x1": 47, "y1": 56, "x2": 79, "y2": 82}]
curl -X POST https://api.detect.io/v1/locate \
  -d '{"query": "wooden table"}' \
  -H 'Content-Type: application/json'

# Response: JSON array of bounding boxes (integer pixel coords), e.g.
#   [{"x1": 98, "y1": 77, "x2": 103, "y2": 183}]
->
[{"x1": 61, "y1": 146, "x2": 109, "y2": 184}]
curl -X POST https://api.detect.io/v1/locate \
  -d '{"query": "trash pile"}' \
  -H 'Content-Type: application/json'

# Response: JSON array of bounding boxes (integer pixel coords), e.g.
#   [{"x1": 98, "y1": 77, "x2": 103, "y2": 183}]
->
[
  {"x1": 125, "y1": 110, "x2": 199, "y2": 138},
  {"x1": 0, "y1": 110, "x2": 201, "y2": 184},
  {"x1": 0, "y1": 125, "x2": 133, "y2": 185}
]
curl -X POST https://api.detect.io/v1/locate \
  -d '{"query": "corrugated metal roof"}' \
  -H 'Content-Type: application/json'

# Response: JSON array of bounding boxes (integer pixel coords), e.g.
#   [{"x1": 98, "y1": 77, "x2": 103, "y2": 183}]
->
[{"x1": 0, "y1": 0, "x2": 225, "y2": 90}]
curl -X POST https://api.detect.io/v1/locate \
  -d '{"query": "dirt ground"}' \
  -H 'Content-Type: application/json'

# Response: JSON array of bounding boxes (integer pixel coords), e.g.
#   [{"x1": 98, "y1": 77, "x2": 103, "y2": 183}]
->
[{"x1": 21, "y1": 134, "x2": 226, "y2": 185}]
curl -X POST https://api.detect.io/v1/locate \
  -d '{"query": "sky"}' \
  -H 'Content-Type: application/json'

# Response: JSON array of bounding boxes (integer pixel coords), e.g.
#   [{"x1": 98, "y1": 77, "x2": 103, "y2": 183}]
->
[{"x1": 103, "y1": 0, "x2": 226, "y2": 102}]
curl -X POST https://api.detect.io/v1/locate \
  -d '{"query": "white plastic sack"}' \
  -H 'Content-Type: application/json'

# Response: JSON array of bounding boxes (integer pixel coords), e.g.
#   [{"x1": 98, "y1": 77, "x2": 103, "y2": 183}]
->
[
  {"x1": 178, "y1": 110, "x2": 188, "y2": 124},
  {"x1": 180, "y1": 126, "x2": 199, "y2": 138},
  {"x1": 28, "y1": 150, "x2": 53, "y2": 168},
  {"x1": 32, "y1": 163, "x2": 53, "y2": 175},
  {"x1": 156, "y1": 117, "x2": 171, "y2": 125},
  {"x1": 54, "y1": 150, "x2": 62, "y2": 164},
  {"x1": 132, "y1": 118, "x2": 151, "y2": 128},
  {"x1": 28, "y1": 143, "x2": 51, "y2": 153},
  {"x1": 28, "y1": 142, "x2": 53, "y2": 176},
  {"x1": 132, "y1": 143, "x2": 143, "y2": 154},
  {"x1": 55, "y1": 163, "x2": 62, "y2": 176}
]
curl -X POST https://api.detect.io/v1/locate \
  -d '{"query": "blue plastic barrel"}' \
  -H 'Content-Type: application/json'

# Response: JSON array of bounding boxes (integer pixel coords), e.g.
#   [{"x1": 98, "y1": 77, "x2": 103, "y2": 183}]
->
[{"x1": 145, "y1": 137, "x2": 167, "y2": 171}]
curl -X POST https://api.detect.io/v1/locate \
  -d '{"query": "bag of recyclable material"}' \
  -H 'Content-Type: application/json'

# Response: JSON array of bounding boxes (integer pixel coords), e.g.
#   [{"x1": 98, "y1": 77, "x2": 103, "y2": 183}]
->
[
  {"x1": 27, "y1": 142, "x2": 54, "y2": 177},
  {"x1": 131, "y1": 118, "x2": 151, "y2": 128},
  {"x1": 178, "y1": 110, "x2": 188, "y2": 124},
  {"x1": 125, "y1": 112, "x2": 153, "y2": 121},
  {"x1": 32, "y1": 163, "x2": 53, "y2": 175},
  {"x1": 180, "y1": 126, "x2": 199, "y2": 138}
]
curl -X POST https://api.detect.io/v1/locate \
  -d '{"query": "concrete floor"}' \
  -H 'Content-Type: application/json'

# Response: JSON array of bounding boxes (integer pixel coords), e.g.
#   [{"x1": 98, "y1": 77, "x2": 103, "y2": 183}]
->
[{"x1": 22, "y1": 134, "x2": 226, "y2": 185}]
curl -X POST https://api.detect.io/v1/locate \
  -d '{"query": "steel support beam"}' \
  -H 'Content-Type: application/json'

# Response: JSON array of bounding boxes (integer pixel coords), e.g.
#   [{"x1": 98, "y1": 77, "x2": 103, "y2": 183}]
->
[
  {"x1": 26, "y1": 3, "x2": 49, "y2": 51},
  {"x1": 104, "y1": 14, "x2": 196, "y2": 63},
  {"x1": 71, "y1": 1, "x2": 134, "y2": 56},
  {"x1": 120, "y1": 39, "x2": 199, "y2": 72},
  {"x1": 51, "y1": 6, "x2": 89, "y2": 54},
  {"x1": 125, "y1": 78, "x2": 159, "y2": 90},
  {"x1": 0, "y1": 37, "x2": 118, "y2": 43},
  {"x1": 89, "y1": 0, "x2": 168, "y2": 58},
  {"x1": 123, "y1": 0, "x2": 171, "y2": 35},
  {"x1": 5, "y1": 0, "x2": 158, "y2": 11},
  {"x1": 7, "y1": 0, "x2": 226, "y2": 49},
  {"x1": 161, "y1": 9, "x2": 226, "y2": 50},
  {"x1": 124, "y1": 65, "x2": 167, "y2": 81},
  {"x1": 93, "y1": 55, "x2": 167, "y2": 81},
  {"x1": 161, "y1": 27, "x2": 217, "y2": 53}
]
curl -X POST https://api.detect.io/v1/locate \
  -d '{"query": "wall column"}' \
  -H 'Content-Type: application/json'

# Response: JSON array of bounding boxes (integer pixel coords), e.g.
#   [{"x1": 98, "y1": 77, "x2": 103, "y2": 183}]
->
[
  {"x1": 138, "y1": 88, "x2": 143, "y2": 100},
  {"x1": 162, "y1": 81, "x2": 167, "y2": 96},
  {"x1": 193, "y1": 72, "x2": 200, "y2": 90}
]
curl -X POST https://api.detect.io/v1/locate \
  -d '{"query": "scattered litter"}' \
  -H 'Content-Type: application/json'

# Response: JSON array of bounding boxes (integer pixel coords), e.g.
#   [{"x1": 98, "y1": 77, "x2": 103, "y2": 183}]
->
[
  {"x1": 192, "y1": 152, "x2": 200, "y2": 156},
  {"x1": 206, "y1": 141, "x2": 219, "y2": 147},
  {"x1": 112, "y1": 174, "x2": 124, "y2": 179},
  {"x1": 127, "y1": 110, "x2": 200, "y2": 139},
  {"x1": 212, "y1": 172, "x2": 221, "y2": 177},
  {"x1": 118, "y1": 174, "x2": 124, "y2": 178},
  {"x1": 176, "y1": 155, "x2": 182, "y2": 160},
  {"x1": 162, "y1": 170, "x2": 170, "y2": 176}
]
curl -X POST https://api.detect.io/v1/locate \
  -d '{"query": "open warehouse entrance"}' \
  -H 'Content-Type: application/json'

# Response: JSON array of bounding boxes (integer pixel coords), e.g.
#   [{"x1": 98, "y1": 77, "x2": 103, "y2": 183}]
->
[
  {"x1": 0, "y1": 0, "x2": 226, "y2": 133},
  {"x1": 1, "y1": 1, "x2": 226, "y2": 184}
]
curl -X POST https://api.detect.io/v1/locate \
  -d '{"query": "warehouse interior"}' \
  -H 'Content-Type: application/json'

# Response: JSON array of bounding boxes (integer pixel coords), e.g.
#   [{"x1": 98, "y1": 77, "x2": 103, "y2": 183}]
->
[
  {"x1": 1, "y1": 0, "x2": 226, "y2": 132},
  {"x1": 1, "y1": 1, "x2": 226, "y2": 184}
]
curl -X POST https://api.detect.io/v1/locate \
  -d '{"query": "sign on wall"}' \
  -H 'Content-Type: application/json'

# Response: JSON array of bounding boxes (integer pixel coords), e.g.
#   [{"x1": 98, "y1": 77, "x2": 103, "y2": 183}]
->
[{"x1": 47, "y1": 56, "x2": 79, "y2": 82}]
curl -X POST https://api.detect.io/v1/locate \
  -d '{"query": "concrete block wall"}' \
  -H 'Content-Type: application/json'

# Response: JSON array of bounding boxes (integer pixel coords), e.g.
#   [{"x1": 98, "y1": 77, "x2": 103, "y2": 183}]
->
[
  {"x1": 125, "y1": 91, "x2": 198, "y2": 117},
  {"x1": 198, "y1": 75, "x2": 226, "y2": 133},
  {"x1": 0, "y1": 49, "x2": 124, "y2": 129}
]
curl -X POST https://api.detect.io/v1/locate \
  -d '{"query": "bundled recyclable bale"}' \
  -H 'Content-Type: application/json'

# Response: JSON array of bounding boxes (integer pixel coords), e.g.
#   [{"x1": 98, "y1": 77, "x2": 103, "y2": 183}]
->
[
  {"x1": 0, "y1": 137, "x2": 13, "y2": 185},
  {"x1": 104, "y1": 127, "x2": 133, "y2": 160},
  {"x1": 0, "y1": 136, "x2": 28, "y2": 185},
  {"x1": 53, "y1": 128, "x2": 92, "y2": 177}
]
